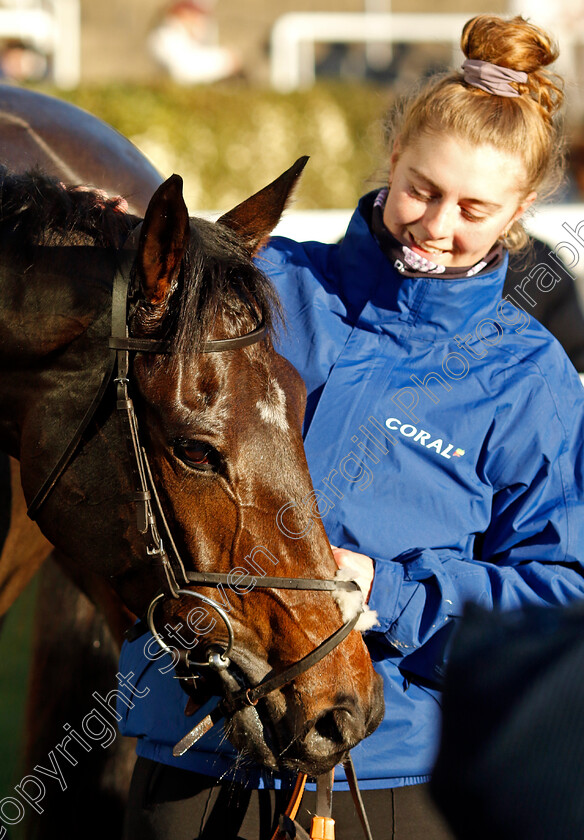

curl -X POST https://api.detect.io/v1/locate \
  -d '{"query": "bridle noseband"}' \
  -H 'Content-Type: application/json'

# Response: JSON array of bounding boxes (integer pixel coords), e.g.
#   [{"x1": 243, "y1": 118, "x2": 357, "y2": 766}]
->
[
  {"x1": 26, "y1": 222, "x2": 367, "y2": 753},
  {"x1": 147, "y1": 573, "x2": 361, "y2": 715}
]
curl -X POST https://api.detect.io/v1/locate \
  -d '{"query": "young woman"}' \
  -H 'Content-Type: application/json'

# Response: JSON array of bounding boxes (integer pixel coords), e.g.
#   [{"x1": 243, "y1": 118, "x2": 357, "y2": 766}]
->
[{"x1": 118, "y1": 15, "x2": 584, "y2": 840}]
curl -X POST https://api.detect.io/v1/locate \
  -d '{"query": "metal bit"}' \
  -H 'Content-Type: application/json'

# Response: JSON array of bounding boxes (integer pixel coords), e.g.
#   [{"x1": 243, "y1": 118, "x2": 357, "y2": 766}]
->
[{"x1": 172, "y1": 705, "x2": 224, "y2": 757}]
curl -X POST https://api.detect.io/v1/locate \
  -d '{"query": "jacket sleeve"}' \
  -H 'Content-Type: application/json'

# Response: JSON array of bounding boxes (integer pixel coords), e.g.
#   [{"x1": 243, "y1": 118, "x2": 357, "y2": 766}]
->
[{"x1": 366, "y1": 366, "x2": 584, "y2": 682}]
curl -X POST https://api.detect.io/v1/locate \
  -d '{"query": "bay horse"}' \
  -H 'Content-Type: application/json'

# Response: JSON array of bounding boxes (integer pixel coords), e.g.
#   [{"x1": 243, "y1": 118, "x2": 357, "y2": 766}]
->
[
  {"x1": 0, "y1": 87, "x2": 166, "y2": 838},
  {"x1": 0, "y1": 85, "x2": 164, "y2": 626},
  {"x1": 0, "y1": 87, "x2": 383, "y2": 836}
]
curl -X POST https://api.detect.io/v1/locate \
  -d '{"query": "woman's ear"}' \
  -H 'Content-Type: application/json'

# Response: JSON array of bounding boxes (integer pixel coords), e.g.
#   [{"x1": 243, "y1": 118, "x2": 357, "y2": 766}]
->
[
  {"x1": 389, "y1": 137, "x2": 402, "y2": 174},
  {"x1": 513, "y1": 190, "x2": 537, "y2": 223}
]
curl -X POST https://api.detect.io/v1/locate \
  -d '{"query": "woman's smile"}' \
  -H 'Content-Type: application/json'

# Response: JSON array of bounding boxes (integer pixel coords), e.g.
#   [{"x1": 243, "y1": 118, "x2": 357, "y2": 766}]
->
[{"x1": 406, "y1": 233, "x2": 451, "y2": 258}]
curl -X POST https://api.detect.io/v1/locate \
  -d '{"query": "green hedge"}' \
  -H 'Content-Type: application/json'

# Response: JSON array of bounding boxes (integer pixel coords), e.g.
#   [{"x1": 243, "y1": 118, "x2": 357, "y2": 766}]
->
[{"x1": 34, "y1": 82, "x2": 393, "y2": 212}]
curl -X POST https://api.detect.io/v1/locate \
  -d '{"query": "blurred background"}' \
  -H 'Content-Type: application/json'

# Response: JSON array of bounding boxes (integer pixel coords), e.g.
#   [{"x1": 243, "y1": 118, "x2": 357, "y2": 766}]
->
[
  {"x1": 2, "y1": 0, "x2": 584, "y2": 822},
  {"x1": 0, "y1": 0, "x2": 583, "y2": 214}
]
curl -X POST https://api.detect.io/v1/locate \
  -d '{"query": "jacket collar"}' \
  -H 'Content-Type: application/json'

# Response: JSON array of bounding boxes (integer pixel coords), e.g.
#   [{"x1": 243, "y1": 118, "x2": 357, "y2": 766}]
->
[{"x1": 336, "y1": 192, "x2": 509, "y2": 338}]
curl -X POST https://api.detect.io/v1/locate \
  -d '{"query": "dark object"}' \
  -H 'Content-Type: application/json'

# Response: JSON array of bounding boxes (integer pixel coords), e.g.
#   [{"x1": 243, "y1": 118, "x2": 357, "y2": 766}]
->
[
  {"x1": 124, "y1": 758, "x2": 453, "y2": 840},
  {"x1": 431, "y1": 600, "x2": 584, "y2": 839},
  {"x1": 505, "y1": 237, "x2": 584, "y2": 370}
]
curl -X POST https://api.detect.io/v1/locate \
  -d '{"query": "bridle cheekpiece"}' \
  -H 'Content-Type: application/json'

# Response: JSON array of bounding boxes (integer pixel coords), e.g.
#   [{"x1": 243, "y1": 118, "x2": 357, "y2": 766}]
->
[{"x1": 28, "y1": 222, "x2": 366, "y2": 759}]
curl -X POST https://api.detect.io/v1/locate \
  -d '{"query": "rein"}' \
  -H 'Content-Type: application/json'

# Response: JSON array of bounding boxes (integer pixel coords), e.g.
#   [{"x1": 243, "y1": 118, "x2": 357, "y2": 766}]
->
[{"x1": 25, "y1": 222, "x2": 373, "y2": 840}]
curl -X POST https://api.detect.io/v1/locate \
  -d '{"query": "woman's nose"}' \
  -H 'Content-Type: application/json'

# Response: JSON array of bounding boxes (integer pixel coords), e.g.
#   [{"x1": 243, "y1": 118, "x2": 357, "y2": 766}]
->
[{"x1": 422, "y1": 202, "x2": 455, "y2": 240}]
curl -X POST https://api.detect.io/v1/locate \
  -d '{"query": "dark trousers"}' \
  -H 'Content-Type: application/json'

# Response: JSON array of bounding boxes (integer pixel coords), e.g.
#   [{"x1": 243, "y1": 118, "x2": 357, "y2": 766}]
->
[{"x1": 123, "y1": 757, "x2": 455, "y2": 840}]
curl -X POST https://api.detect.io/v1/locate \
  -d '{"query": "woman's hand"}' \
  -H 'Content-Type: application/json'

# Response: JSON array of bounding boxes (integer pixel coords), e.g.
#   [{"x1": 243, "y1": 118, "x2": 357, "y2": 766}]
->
[{"x1": 331, "y1": 546, "x2": 375, "y2": 603}]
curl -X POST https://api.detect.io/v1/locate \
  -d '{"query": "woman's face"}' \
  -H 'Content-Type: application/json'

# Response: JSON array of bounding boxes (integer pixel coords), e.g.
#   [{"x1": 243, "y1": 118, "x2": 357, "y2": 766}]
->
[{"x1": 383, "y1": 132, "x2": 536, "y2": 268}]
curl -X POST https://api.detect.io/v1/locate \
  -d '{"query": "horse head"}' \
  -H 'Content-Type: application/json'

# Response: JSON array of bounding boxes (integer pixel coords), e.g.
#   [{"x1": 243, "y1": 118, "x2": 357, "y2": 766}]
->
[{"x1": 0, "y1": 160, "x2": 383, "y2": 776}]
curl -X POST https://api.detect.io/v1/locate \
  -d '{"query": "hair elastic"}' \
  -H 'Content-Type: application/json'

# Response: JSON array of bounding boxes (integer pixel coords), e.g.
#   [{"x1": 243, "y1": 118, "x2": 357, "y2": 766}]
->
[{"x1": 462, "y1": 59, "x2": 527, "y2": 98}]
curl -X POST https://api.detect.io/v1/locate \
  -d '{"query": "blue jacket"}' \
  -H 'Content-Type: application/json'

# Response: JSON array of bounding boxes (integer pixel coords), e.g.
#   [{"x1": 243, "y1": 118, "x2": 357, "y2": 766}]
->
[{"x1": 117, "y1": 192, "x2": 584, "y2": 790}]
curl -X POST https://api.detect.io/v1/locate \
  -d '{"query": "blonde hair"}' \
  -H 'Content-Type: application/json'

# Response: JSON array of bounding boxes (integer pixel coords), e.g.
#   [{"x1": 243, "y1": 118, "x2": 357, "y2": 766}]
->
[{"x1": 387, "y1": 15, "x2": 564, "y2": 251}]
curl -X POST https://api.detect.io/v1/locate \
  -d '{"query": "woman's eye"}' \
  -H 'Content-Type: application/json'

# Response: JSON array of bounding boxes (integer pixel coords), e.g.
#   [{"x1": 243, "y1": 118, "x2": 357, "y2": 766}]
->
[
  {"x1": 175, "y1": 440, "x2": 218, "y2": 471},
  {"x1": 410, "y1": 185, "x2": 432, "y2": 201},
  {"x1": 461, "y1": 208, "x2": 485, "y2": 223}
]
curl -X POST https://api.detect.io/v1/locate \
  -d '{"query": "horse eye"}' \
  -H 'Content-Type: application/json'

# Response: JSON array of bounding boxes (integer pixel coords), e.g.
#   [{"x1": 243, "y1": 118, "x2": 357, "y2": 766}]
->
[{"x1": 175, "y1": 440, "x2": 218, "y2": 471}]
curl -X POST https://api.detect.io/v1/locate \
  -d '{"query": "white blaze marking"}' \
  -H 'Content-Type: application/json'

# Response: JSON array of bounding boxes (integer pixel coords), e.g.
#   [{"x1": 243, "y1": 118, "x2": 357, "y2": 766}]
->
[{"x1": 257, "y1": 378, "x2": 288, "y2": 431}]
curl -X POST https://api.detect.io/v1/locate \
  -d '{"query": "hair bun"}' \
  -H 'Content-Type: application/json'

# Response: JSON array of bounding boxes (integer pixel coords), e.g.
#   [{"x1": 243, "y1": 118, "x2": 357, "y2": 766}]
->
[
  {"x1": 462, "y1": 15, "x2": 557, "y2": 71},
  {"x1": 461, "y1": 14, "x2": 562, "y2": 119}
]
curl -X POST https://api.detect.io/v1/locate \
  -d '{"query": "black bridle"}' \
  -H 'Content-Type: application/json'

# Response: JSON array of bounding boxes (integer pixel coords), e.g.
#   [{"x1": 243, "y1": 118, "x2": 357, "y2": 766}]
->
[
  {"x1": 25, "y1": 223, "x2": 366, "y2": 746},
  {"x1": 146, "y1": 573, "x2": 361, "y2": 750},
  {"x1": 24, "y1": 222, "x2": 374, "y2": 840}
]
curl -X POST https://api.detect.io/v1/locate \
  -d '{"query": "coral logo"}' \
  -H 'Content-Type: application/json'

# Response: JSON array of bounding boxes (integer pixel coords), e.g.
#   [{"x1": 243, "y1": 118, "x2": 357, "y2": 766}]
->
[{"x1": 385, "y1": 418, "x2": 465, "y2": 460}]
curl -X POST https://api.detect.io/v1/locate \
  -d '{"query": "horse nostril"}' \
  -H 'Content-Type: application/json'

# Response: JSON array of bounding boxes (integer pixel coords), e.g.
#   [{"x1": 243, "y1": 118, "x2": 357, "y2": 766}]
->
[{"x1": 313, "y1": 706, "x2": 363, "y2": 748}]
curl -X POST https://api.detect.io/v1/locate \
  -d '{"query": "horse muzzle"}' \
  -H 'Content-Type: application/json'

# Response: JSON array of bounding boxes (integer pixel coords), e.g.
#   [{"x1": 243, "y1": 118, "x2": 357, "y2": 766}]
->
[
  {"x1": 223, "y1": 666, "x2": 384, "y2": 775},
  {"x1": 146, "y1": 579, "x2": 385, "y2": 775}
]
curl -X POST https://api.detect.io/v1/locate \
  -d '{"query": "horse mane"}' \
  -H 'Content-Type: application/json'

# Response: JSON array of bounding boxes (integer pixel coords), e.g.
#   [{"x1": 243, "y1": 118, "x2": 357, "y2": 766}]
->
[
  {"x1": 0, "y1": 166, "x2": 281, "y2": 354},
  {"x1": 0, "y1": 166, "x2": 135, "y2": 248}
]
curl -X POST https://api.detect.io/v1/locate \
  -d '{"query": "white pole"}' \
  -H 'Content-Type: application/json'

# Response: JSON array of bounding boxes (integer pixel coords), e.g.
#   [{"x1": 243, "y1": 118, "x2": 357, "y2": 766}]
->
[{"x1": 51, "y1": 0, "x2": 81, "y2": 88}]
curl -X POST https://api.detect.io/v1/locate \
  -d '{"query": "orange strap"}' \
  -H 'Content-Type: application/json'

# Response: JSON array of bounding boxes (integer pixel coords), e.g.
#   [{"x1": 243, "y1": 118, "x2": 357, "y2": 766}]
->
[
  {"x1": 311, "y1": 767, "x2": 335, "y2": 840},
  {"x1": 270, "y1": 772, "x2": 307, "y2": 840},
  {"x1": 310, "y1": 815, "x2": 335, "y2": 840},
  {"x1": 269, "y1": 758, "x2": 370, "y2": 840},
  {"x1": 270, "y1": 768, "x2": 340, "y2": 840}
]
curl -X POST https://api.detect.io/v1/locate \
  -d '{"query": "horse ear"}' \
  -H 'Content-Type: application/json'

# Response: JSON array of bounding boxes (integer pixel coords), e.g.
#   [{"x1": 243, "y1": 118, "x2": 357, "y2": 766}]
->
[
  {"x1": 218, "y1": 156, "x2": 309, "y2": 254},
  {"x1": 137, "y1": 174, "x2": 190, "y2": 305}
]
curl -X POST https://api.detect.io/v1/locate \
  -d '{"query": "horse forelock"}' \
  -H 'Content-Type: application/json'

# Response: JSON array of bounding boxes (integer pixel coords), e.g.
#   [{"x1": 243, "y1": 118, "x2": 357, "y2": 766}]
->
[
  {"x1": 159, "y1": 216, "x2": 283, "y2": 358},
  {"x1": 0, "y1": 166, "x2": 135, "y2": 249}
]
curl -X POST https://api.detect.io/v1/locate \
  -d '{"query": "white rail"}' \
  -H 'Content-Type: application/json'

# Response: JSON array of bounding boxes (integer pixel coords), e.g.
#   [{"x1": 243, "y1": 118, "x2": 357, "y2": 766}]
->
[{"x1": 270, "y1": 12, "x2": 470, "y2": 92}]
